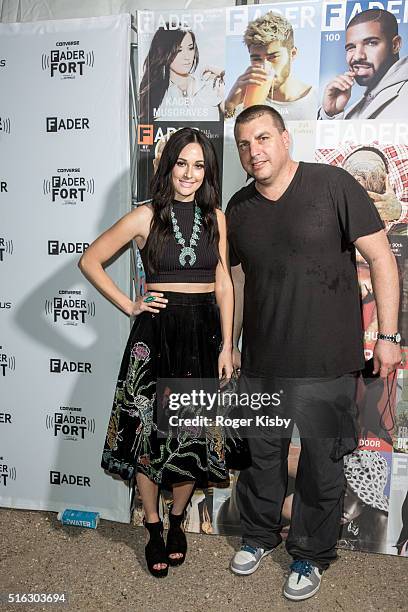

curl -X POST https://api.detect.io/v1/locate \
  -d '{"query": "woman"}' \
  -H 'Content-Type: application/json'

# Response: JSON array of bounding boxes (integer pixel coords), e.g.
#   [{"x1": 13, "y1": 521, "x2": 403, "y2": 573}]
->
[
  {"x1": 139, "y1": 25, "x2": 224, "y2": 123},
  {"x1": 78, "y1": 127, "x2": 233, "y2": 578}
]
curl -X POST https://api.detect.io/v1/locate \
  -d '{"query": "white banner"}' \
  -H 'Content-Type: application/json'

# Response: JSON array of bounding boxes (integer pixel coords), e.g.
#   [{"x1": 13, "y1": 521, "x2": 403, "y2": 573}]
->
[
  {"x1": 0, "y1": 14, "x2": 132, "y2": 522},
  {"x1": 0, "y1": 0, "x2": 237, "y2": 29}
]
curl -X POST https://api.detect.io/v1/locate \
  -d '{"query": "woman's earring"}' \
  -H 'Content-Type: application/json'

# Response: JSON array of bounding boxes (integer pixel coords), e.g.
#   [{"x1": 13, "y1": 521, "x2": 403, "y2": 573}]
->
[{"x1": 162, "y1": 65, "x2": 166, "y2": 80}]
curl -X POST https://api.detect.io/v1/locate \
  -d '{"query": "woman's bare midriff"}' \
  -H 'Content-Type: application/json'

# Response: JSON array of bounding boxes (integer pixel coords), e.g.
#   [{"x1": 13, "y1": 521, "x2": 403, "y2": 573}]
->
[{"x1": 147, "y1": 282, "x2": 215, "y2": 293}]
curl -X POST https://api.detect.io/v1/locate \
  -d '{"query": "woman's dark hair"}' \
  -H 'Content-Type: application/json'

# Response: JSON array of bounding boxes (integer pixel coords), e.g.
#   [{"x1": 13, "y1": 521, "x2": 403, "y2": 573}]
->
[
  {"x1": 145, "y1": 127, "x2": 220, "y2": 274},
  {"x1": 139, "y1": 26, "x2": 199, "y2": 124}
]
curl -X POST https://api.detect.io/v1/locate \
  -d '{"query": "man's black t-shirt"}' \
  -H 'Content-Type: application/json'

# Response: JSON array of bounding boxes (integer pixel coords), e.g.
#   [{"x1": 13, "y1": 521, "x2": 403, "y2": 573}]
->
[{"x1": 226, "y1": 162, "x2": 384, "y2": 377}]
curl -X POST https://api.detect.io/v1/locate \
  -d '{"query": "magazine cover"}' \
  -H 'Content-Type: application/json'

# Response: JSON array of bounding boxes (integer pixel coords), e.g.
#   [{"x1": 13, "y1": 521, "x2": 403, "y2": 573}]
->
[
  {"x1": 316, "y1": 124, "x2": 408, "y2": 357},
  {"x1": 136, "y1": 121, "x2": 224, "y2": 202},
  {"x1": 137, "y1": 9, "x2": 226, "y2": 124},
  {"x1": 356, "y1": 369, "x2": 399, "y2": 451},
  {"x1": 224, "y1": 2, "x2": 321, "y2": 121},
  {"x1": 339, "y1": 448, "x2": 392, "y2": 553},
  {"x1": 319, "y1": 0, "x2": 408, "y2": 120}
]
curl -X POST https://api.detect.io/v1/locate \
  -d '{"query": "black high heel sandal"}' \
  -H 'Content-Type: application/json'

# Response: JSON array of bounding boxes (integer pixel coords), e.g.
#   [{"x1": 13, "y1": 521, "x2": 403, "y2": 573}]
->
[
  {"x1": 144, "y1": 519, "x2": 168, "y2": 578},
  {"x1": 166, "y1": 511, "x2": 187, "y2": 567}
]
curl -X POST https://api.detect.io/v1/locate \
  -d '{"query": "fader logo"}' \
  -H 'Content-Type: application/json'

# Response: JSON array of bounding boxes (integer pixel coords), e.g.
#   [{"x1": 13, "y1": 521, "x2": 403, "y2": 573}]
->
[
  {"x1": 138, "y1": 124, "x2": 154, "y2": 145},
  {"x1": 43, "y1": 169, "x2": 94, "y2": 205},
  {"x1": 0, "y1": 237, "x2": 14, "y2": 262},
  {"x1": 42, "y1": 41, "x2": 95, "y2": 79},
  {"x1": 48, "y1": 241, "x2": 89, "y2": 255},
  {"x1": 45, "y1": 290, "x2": 95, "y2": 326},
  {"x1": 46, "y1": 117, "x2": 90, "y2": 132},
  {"x1": 0, "y1": 345, "x2": 16, "y2": 377},
  {"x1": 50, "y1": 359, "x2": 92, "y2": 374},
  {"x1": 50, "y1": 470, "x2": 91, "y2": 487},
  {"x1": 46, "y1": 407, "x2": 95, "y2": 442},
  {"x1": 0, "y1": 457, "x2": 16, "y2": 486}
]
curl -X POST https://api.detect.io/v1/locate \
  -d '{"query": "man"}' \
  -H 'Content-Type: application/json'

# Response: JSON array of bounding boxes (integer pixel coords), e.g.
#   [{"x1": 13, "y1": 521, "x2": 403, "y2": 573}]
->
[
  {"x1": 319, "y1": 8, "x2": 408, "y2": 120},
  {"x1": 225, "y1": 11, "x2": 316, "y2": 121},
  {"x1": 226, "y1": 104, "x2": 401, "y2": 601}
]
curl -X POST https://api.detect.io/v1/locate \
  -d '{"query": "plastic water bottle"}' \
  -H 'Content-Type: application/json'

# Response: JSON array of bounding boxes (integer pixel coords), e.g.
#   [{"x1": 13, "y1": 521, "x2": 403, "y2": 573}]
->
[{"x1": 57, "y1": 508, "x2": 100, "y2": 529}]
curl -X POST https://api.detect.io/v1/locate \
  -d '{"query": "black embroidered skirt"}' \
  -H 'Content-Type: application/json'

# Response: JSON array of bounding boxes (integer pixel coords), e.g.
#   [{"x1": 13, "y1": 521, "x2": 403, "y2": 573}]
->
[{"x1": 101, "y1": 291, "x2": 229, "y2": 487}]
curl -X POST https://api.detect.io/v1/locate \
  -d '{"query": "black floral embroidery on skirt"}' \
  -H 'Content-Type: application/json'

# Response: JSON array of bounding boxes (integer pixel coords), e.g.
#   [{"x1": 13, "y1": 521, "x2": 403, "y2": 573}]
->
[{"x1": 101, "y1": 292, "x2": 229, "y2": 487}]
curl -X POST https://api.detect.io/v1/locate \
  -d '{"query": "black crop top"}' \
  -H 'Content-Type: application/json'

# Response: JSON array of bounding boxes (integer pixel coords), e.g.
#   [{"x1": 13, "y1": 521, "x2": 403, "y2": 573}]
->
[{"x1": 139, "y1": 200, "x2": 218, "y2": 283}]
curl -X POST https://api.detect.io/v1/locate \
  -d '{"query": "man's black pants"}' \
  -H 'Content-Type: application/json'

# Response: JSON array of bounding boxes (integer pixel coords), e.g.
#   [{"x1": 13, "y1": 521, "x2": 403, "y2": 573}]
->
[{"x1": 236, "y1": 374, "x2": 358, "y2": 571}]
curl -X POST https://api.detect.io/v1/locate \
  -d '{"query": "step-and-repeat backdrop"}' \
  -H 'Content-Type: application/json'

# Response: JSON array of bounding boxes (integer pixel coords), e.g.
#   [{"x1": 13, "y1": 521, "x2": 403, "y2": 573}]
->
[
  {"x1": 0, "y1": 14, "x2": 132, "y2": 522},
  {"x1": 134, "y1": 1, "x2": 408, "y2": 557},
  {"x1": 1, "y1": 2, "x2": 407, "y2": 556}
]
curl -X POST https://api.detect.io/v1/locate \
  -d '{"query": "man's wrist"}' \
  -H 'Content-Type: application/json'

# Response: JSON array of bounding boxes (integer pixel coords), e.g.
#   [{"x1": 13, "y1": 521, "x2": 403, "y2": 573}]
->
[{"x1": 377, "y1": 331, "x2": 401, "y2": 344}]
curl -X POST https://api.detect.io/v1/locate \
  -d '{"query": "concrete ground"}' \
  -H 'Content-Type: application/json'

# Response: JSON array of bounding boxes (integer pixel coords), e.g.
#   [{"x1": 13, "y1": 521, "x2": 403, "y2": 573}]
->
[{"x1": 0, "y1": 508, "x2": 407, "y2": 612}]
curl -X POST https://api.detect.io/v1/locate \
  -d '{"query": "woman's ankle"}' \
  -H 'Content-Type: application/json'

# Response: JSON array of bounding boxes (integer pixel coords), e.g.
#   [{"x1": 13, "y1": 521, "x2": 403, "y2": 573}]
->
[{"x1": 144, "y1": 512, "x2": 160, "y2": 524}]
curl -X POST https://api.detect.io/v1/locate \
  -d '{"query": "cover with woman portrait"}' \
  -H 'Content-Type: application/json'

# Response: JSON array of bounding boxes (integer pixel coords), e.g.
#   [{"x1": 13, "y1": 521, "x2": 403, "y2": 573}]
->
[
  {"x1": 137, "y1": 9, "x2": 226, "y2": 125},
  {"x1": 319, "y1": 0, "x2": 408, "y2": 120},
  {"x1": 136, "y1": 121, "x2": 224, "y2": 203}
]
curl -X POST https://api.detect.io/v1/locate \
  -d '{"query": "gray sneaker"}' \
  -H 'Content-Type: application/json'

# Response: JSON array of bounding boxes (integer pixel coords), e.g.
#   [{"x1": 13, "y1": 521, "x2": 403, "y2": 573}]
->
[
  {"x1": 283, "y1": 559, "x2": 323, "y2": 601},
  {"x1": 230, "y1": 544, "x2": 273, "y2": 575}
]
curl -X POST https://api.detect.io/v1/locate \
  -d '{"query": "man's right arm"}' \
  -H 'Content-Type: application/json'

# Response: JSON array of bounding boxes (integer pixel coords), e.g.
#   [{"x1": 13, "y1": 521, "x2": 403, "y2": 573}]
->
[{"x1": 231, "y1": 263, "x2": 245, "y2": 370}]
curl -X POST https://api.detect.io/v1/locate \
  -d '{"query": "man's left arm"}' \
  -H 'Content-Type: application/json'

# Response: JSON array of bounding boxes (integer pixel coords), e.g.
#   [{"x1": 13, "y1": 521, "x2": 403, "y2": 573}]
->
[{"x1": 355, "y1": 229, "x2": 402, "y2": 378}]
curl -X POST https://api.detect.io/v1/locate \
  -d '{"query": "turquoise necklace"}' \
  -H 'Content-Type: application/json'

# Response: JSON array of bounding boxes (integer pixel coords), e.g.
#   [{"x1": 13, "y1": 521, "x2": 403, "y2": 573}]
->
[{"x1": 170, "y1": 201, "x2": 202, "y2": 266}]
